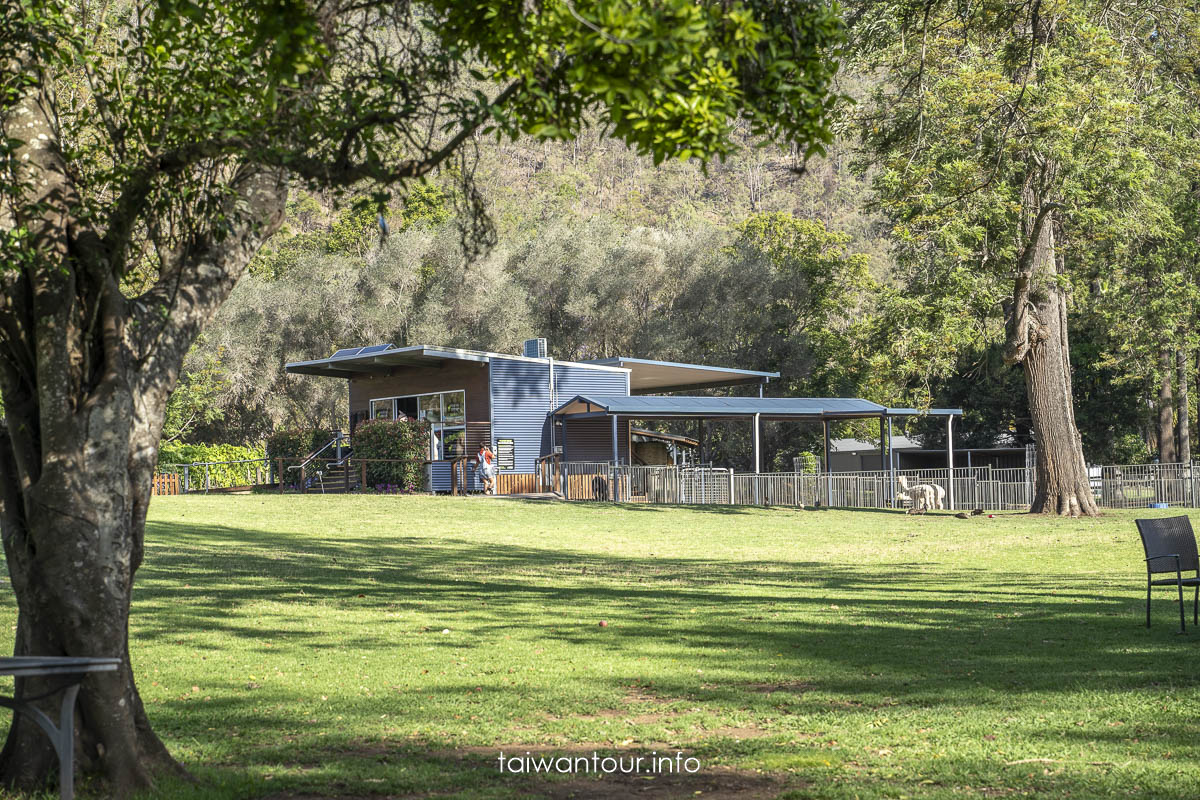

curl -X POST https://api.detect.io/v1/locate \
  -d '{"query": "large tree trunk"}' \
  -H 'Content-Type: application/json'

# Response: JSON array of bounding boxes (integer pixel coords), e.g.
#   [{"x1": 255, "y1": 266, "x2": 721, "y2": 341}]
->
[
  {"x1": 1004, "y1": 171, "x2": 1098, "y2": 516},
  {"x1": 0, "y1": 69, "x2": 287, "y2": 794},
  {"x1": 0, "y1": 403, "x2": 179, "y2": 795},
  {"x1": 1158, "y1": 350, "x2": 1176, "y2": 463},
  {"x1": 1177, "y1": 348, "x2": 1190, "y2": 464}
]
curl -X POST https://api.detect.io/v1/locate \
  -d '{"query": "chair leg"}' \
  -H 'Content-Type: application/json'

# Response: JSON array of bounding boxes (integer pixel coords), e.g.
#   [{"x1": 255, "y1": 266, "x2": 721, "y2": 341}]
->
[
  {"x1": 1147, "y1": 581, "x2": 1152, "y2": 628},
  {"x1": 1193, "y1": 583, "x2": 1198, "y2": 626},
  {"x1": 1178, "y1": 579, "x2": 1186, "y2": 634}
]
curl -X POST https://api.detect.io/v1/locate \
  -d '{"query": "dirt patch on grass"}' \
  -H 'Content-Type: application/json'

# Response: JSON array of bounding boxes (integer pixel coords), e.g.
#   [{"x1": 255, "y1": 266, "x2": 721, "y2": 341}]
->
[
  {"x1": 743, "y1": 681, "x2": 813, "y2": 694},
  {"x1": 572, "y1": 711, "x2": 677, "y2": 724},
  {"x1": 623, "y1": 687, "x2": 669, "y2": 704},
  {"x1": 265, "y1": 766, "x2": 790, "y2": 799},
  {"x1": 703, "y1": 725, "x2": 769, "y2": 740},
  {"x1": 263, "y1": 745, "x2": 796, "y2": 800},
  {"x1": 537, "y1": 766, "x2": 787, "y2": 799}
]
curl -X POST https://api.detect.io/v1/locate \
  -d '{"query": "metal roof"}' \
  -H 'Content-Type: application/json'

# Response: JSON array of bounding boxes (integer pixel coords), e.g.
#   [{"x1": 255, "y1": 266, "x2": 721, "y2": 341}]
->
[
  {"x1": 554, "y1": 394, "x2": 962, "y2": 420},
  {"x1": 582, "y1": 356, "x2": 778, "y2": 393},
  {"x1": 285, "y1": 344, "x2": 629, "y2": 378}
]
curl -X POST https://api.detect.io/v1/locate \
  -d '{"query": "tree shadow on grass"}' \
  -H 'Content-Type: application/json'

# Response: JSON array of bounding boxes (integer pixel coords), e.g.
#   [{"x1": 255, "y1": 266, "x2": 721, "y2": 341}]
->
[
  {"x1": 124, "y1": 516, "x2": 1200, "y2": 799},
  {"x1": 134, "y1": 520, "x2": 1197, "y2": 692}
]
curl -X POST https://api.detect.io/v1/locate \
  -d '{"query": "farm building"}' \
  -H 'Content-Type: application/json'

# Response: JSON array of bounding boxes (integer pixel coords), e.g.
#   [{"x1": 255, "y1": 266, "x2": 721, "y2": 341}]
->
[
  {"x1": 829, "y1": 436, "x2": 1029, "y2": 472},
  {"x1": 285, "y1": 339, "x2": 962, "y2": 494}
]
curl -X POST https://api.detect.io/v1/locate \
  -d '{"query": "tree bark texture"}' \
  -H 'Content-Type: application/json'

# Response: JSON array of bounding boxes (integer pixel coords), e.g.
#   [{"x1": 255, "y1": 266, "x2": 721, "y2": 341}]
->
[
  {"x1": 0, "y1": 75, "x2": 287, "y2": 795},
  {"x1": 1159, "y1": 350, "x2": 1176, "y2": 463},
  {"x1": 1003, "y1": 169, "x2": 1098, "y2": 516},
  {"x1": 1177, "y1": 348, "x2": 1190, "y2": 464}
]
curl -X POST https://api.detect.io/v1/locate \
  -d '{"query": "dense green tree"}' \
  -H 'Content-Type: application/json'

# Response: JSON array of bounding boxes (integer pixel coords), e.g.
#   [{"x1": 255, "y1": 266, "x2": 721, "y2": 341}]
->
[
  {"x1": 1082, "y1": 171, "x2": 1200, "y2": 463},
  {"x1": 0, "y1": 0, "x2": 844, "y2": 792},
  {"x1": 160, "y1": 344, "x2": 226, "y2": 444},
  {"x1": 849, "y1": 0, "x2": 1196, "y2": 514}
]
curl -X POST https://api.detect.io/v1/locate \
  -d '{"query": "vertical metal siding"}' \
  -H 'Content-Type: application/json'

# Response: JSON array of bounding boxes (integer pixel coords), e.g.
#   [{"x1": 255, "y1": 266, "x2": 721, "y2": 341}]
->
[
  {"x1": 489, "y1": 357, "x2": 551, "y2": 473},
  {"x1": 429, "y1": 462, "x2": 482, "y2": 492},
  {"x1": 563, "y1": 417, "x2": 630, "y2": 462},
  {"x1": 552, "y1": 363, "x2": 629, "y2": 407},
  {"x1": 554, "y1": 363, "x2": 631, "y2": 463}
]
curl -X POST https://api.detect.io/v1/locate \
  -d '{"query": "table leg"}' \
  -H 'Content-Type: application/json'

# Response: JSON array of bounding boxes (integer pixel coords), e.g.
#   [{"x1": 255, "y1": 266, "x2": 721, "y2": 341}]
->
[
  {"x1": 0, "y1": 682, "x2": 81, "y2": 800},
  {"x1": 57, "y1": 683, "x2": 80, "y2": 800}
]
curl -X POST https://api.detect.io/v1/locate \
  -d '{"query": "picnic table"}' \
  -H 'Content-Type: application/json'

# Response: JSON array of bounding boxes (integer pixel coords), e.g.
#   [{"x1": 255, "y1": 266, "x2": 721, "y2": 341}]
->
[{"x1": 0, "y1": 656, "x2": 121, "y2": 800}]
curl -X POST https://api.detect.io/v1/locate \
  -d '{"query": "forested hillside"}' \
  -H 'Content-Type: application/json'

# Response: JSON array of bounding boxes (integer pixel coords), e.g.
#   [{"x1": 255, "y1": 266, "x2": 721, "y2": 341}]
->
[{"x1": 181, "y1": 69, "x2": 1196, "y2": 468}]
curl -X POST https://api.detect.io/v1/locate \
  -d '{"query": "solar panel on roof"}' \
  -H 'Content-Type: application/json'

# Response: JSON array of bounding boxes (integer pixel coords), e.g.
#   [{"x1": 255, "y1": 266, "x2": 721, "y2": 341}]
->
[
  {"x1": 331, "y1": 347, "x2": 364, "y2": 358},
  {"x1": 358, "y1": 344, "x2": 393, "y2": 355}
]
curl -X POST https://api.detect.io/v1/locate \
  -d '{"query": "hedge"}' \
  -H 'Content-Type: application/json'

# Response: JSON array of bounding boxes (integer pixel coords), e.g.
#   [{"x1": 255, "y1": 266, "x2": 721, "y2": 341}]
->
[
  {"x1": 352, "y1": 418, "x2": 429, "y2": 492},
  {"x1": 265, "y1": 428, "x2": 334, "y2": 485},
  {"x1": 157, "y1": 442, "x2": 266, "y2": 489}
]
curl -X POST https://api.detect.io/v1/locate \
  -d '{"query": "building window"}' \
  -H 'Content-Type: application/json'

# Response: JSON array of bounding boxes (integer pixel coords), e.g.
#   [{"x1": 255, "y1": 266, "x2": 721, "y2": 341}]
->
[
  {"x1": 371, "y1": 399, "x2": 393, "y2": 420},
  {"x1": 443, "y1": 390, "x2": 466, "y2": 424},
  {"x1": 396, "y1": 396, "x2": 418, "y2": 420},
  {"x1": 367, "y1": 389, "x2": 467, "y2": 460}
]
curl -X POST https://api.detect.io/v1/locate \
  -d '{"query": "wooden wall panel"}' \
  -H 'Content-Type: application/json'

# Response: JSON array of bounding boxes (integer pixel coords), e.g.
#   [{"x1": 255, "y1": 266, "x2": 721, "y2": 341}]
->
[
  {"x1": 495, "y1": 473, "x2": 539, "y2": 495},
  {"x1": 349, "y1": 361, "x2": 491, "y2": 423}
]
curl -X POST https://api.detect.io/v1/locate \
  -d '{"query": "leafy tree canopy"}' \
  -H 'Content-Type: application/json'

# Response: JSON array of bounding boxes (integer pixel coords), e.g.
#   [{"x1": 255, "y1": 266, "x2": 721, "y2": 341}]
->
[{"x1": 0, "y1": 1, "x2": 848, "y2": 793}]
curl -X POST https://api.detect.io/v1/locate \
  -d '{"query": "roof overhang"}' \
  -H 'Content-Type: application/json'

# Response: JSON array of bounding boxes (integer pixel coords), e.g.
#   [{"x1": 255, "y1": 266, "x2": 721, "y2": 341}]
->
[
  {"x1": 583, "y1": 357, "x2": 779, "y2": 393},
  {"x1": 553, "y1": 394, "x2": 961, "y2": 422},
  {"x1": 286, "y1": 344, "x2": 629, "y2": 378},
  {"x1": 286, "y1": 344, "x2": 492, "y2": 377}
]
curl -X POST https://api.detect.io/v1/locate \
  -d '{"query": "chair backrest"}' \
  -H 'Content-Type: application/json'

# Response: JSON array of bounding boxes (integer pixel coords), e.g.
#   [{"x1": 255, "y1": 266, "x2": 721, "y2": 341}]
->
[{"x1": 1136, "y1": 516, "x2": 1200, "y2": 574}]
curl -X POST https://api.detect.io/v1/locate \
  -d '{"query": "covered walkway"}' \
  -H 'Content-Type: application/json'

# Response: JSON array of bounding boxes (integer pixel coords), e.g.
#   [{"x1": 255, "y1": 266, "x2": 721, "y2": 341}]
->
[{"x1": 552, "y1": 394, "x2": 963, "y2": 504}]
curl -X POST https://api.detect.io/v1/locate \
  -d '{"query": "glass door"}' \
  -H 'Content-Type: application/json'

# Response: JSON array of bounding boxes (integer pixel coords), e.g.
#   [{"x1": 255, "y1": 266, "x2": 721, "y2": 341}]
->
[{"x1": 430, "y1": 424, "x2": 466, "y2": 459}]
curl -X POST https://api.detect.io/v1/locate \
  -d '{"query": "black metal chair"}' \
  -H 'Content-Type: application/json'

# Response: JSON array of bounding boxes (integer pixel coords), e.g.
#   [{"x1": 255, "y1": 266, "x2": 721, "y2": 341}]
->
[{"x1": 1136, "y1": 516, "x2": 1200, "y2": 633}]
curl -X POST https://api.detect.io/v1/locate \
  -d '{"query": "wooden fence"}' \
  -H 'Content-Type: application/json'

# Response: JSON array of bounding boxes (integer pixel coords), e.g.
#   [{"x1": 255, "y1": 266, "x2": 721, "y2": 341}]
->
[{"x1": 152, "y1": 473, "x2": 180, "y2": 496}]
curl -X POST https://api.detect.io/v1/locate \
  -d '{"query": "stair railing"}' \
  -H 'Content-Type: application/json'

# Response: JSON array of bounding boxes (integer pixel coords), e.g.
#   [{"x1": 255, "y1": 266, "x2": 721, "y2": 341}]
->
[{"x1": 287, "y1": 431, "x2": 346, "y2": 491}]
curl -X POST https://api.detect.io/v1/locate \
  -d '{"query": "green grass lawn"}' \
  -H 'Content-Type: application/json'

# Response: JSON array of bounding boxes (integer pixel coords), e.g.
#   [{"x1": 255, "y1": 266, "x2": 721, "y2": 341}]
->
[{"x1": 3, "y1": 496, "x2": 1200, "y2": 799}]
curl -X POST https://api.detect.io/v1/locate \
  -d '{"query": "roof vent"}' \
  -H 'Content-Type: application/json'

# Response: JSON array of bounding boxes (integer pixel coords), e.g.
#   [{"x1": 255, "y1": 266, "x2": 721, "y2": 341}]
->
[{"x1": 523, "y1": 338, "x2": 548, "y2": 359}]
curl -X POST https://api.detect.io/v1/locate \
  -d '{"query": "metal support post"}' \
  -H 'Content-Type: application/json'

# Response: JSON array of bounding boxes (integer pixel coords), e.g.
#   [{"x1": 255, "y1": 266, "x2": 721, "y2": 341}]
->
[
  {"x1": 946, "y1": 415, "x2": 955, "y2": 510},
  {"x1": 823, "y1": 419, "x2": 832, "y2": 506},
  {"x1": 753, "y1": 413, "x2": 762, "y2": 474},
  {"x1": 888, "y1": 417, "x2": 896, "y2": 506}
]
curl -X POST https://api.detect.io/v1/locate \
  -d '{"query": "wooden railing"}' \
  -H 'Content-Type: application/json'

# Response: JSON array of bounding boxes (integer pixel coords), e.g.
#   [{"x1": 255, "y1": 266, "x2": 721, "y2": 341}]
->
[{"x1": 151, "y1": 473, "x2": 180, "y2": 496}]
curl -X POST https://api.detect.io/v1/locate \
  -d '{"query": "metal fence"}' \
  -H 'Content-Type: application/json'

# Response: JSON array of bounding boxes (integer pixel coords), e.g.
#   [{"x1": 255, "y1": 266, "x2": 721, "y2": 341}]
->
[
  {"x1": 1091, "y1": 462, "x2": 1200, "y2": 509},
  {"x1": 550, "y1": 460, "x2": 1200, "y2": 511},
  {"x1": 158, "y1": 458, "x2": 271, "y2": 493},
  {"x1": 159, "y1": 455, "x2": 1200, "y2": 510}
]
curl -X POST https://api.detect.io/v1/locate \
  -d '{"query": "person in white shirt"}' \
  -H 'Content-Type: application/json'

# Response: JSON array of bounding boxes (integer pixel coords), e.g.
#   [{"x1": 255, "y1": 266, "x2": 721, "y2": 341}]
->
[{"x1": 476, "y1": 443, "x2": 496, "y2": 495}]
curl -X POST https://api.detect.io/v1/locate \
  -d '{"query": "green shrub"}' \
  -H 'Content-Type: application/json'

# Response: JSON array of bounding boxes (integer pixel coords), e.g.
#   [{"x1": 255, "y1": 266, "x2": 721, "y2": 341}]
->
[
  {"x1": 351, "y1": 419, "x2": 429, "y2": 492},
  {"x1": 795, "y1": 451, "x2": 820, "y2": 474},
  {"x1": 157, "y1": 442, "x2": 267, "y2": 489},
  {"x1": 265, "y1": 428, "x2": 335, "y2": 486}
]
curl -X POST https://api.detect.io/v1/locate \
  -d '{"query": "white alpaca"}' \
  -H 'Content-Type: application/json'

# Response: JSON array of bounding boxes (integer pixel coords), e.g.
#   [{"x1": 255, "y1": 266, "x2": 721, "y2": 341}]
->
[{"x1": 897, "y1": 475, "x2": 942, "y2": 512}]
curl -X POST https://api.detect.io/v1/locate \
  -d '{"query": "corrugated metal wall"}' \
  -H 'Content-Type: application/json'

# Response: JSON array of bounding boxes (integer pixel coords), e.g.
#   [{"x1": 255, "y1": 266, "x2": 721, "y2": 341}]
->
[
  {"x1": 563, "y1": 416, "x2": 631, "y2": 463},
  {"x1": 552, "y1": 363, "x2": 628, "y2": 407},
  {"x1": 489, "y1": 357, "x2": 552, "y2": 473},
  {"x1": 489, "y1": 357, "x2": 632, "y2": 472},
  {"x1": 429, "y1": 462, "x2": 483, "y2": 493},
  {"x1": 553, "y1": 362, "x2": 630, "y2": 464}
]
